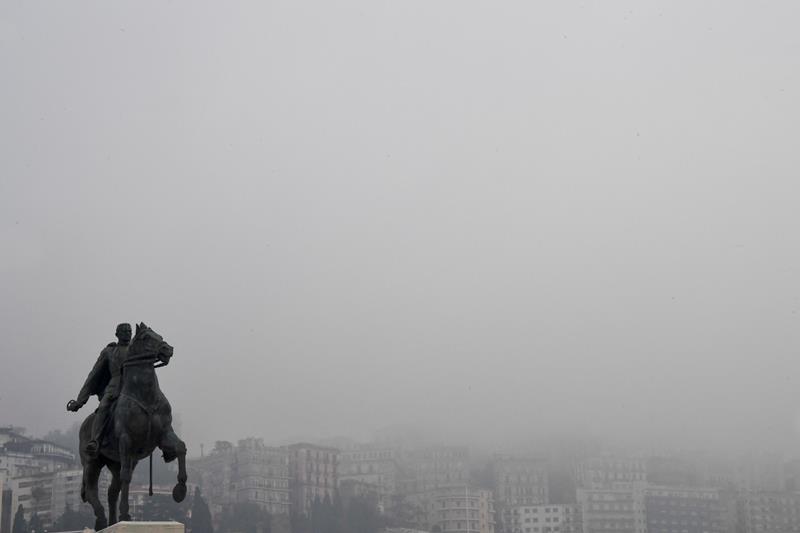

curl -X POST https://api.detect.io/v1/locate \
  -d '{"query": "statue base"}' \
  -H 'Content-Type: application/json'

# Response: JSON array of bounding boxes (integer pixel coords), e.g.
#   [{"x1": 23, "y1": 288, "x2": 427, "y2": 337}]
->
[{"x1": 99, "y1": 522, "x2": 184, "y2": 533}]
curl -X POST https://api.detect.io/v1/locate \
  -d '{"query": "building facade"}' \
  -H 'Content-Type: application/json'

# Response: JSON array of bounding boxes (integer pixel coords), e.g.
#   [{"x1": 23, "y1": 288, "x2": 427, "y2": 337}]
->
[
  {"x1": 425, "y1": 485, "x2": 495, "y2": 533},
  {"x1": 644, "y1": 486, "x2": 726, "y2": 533},
  {"x1": 0, "y1": 429, "x2": 81, "y2": 533},
  {"x1": 6, "y1": 469, "x2": 83, "y2": 529},
  {"x1": 288, "y1": 443, "x2": 339, "y2": 516},
  {"x1": 491, "y1": 455, "x2": 549, "y2": 532},
  {"x1": 233, "y1": 439, "x2": 291, "y2": 515},
  {"x1": 575, "y1": 458, "x2": 647, "y2": 490},
  {"x1": 400, "y1": 447, "x2": 470, "y2": 495},
  {"x1": 339, "y1": 444, "x2": 399, "y2": 507},
  {"x1": 736, "y1": 454, "x2": 786, "y2": 493},
  {"x1": 577, "y1": 487, "x2": 646, "y2": 533},
  {"x1": 492, "y1": 456, "x2": 549, "y2": 507},
  {"x1": 189, "y1": 438, "x2": 291, "y2": 516},
  {"x1": 739, "y1": 491, "x2": 800, "y2": 533},
  {"x1": 508, "y1": 504, "x2": 582, "y2": 533}
]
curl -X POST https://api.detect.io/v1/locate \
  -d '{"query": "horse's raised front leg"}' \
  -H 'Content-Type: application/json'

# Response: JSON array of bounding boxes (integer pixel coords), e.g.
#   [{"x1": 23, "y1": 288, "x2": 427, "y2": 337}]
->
[
  {"x1": 83, "y1": 460, "x2": 108, "y2": 531},
  {"x1": 107, "y1": 462, "x2": 121, "y2": 526},
  {"x1": 118, "y1": 433, "x2": 136, "y2": 522},
  {"x1": 159, "y1": 428, "x2": 187, "y2": 502}
]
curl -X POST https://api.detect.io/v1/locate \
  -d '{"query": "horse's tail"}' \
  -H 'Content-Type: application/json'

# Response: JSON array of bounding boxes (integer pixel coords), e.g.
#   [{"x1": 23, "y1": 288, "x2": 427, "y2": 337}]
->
[{"x1": 149, "y1": 452, "x2": 153, "y2": 496}]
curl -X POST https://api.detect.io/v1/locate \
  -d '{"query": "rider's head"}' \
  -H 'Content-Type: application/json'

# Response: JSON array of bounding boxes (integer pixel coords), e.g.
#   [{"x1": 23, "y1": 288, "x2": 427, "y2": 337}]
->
[{"x1": 116, "y1": 323, "x2": 132, "y2": 345}]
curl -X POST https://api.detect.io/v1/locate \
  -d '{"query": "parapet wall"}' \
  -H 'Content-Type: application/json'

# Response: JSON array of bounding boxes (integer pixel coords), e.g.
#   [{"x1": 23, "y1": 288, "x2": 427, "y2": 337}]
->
[{"x1": 100, "y1": 522, "x2": 184, "y2": 533}]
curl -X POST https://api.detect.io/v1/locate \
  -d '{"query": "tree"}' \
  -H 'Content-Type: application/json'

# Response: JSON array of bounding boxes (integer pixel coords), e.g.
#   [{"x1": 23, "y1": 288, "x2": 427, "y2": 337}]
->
[
  {"x1": 329, "y1": 494, "x2": 345, "y2": 533},
  {"x1": 30, "y1": 487, "x2": 47, "y2": 509},
  {"x1": 27, "y1": 512, "x2": 43, "y2": 533},
  {"x1": 309, "y1": 496, "x2": 325, "y2": 533},
  {"x1": 141, "y1": 493, "x2": 188, "y2": 522},
  {"x1": 212, "y1": 441, "x2": 233, "y2": 454},
  {"x1": 342, "y1": 495, "x2": 383, "y2": 533},
  {"x1": 11, "y1": 505, "x2": 27, "y2": 533},
  {"x1": 269, "y1": 513, "x2": 290, "y2": 533},
  {"x1": 308, "y1": 497, "x2": 320, "y2": 533},
  {"x1": 290, "y1": 512, "x2": 310, "y2": 533},
  {"x1": 385, "y1": 494, "x2": 426, "y2": 530},
  {"x1": 190, "y1": 488, "x2": 214, "y2": 533},
  {"x1": 52, "y1": 504, "x2": 95, "y2": 531},
  {"x1": 218, "y1": 503, "x2": 270, "y2": 533}
]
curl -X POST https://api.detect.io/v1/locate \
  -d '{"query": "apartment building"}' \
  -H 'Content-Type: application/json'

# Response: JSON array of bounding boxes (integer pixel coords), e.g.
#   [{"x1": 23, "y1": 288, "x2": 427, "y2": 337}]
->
[
  {"x1": 288, "y1": 443, "x2": 338, "y2": 516},
  {"x1": 509, "y1": 504, "x2": 582, "y2": 533}
]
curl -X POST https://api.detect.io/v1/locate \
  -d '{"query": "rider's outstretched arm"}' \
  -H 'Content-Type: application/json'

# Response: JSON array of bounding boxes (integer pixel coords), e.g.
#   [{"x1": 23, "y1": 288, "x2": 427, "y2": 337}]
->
[{"x1": 72, "y1": 351, "x2": 109, "y2": 409}]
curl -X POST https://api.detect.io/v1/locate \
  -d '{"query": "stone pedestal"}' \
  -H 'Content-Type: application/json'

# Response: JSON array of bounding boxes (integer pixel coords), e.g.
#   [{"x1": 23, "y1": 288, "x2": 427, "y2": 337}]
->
[{"x1": 100, "y1": 522, "x2": 184, "y2": 533}]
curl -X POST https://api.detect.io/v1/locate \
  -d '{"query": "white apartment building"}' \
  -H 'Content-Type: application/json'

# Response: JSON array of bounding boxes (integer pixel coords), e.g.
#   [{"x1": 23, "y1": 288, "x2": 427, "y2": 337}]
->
[
  {"x1": 577, "y1": 487, "x2": 646, "y2": 533},
  {"x1": 509, "y1": 504, "x2": 582, "y2": 533}
]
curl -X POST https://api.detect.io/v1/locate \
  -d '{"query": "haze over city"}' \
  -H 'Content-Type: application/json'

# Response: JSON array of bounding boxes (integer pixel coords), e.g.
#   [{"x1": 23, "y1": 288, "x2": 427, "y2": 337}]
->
[{"x1": 2, "y1": 1, "x2": 800, "y2": 458}]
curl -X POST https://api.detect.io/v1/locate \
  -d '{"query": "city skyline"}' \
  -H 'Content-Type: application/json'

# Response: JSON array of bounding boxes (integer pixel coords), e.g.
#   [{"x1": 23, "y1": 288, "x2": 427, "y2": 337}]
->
[{"x1": 6, "y1": 420, "x2": 800, "y2": 533}]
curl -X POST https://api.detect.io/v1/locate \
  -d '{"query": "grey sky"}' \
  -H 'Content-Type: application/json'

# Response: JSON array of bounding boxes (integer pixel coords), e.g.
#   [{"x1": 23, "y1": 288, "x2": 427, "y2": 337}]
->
[{"x1": 1, "y1": 1, "x2": 799, "y2": 456}]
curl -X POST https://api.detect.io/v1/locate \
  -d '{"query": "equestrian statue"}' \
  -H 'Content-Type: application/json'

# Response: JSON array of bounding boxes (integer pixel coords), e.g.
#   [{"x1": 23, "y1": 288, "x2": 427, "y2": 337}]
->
[{"x1": 67, "y1": 322, "x2": 187, "y2": 530}]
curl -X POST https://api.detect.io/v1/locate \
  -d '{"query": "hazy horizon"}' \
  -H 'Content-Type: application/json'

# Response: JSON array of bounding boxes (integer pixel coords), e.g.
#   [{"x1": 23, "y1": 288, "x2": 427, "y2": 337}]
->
[{"x1": 2, "y1": 1, "x2": 800, "y2": 458}]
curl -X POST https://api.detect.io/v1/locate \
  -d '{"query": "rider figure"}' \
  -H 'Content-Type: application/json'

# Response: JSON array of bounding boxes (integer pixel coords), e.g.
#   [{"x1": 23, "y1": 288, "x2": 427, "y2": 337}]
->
[{"x1": 67, "y1": 323, "x2": 132, "y2": 458}]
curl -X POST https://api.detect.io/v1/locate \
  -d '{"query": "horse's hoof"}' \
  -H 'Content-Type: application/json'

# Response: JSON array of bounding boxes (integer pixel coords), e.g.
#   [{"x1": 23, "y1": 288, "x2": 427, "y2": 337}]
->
[
  {"x1": 95, "y1": 517, "x2": 108, "y2": 531},
  {"x1": 120, "y1": 514, "x2": 131, "y2": 522},
  {"x1": 172, "y1": 482, "x2": 187, "y2": 503}
]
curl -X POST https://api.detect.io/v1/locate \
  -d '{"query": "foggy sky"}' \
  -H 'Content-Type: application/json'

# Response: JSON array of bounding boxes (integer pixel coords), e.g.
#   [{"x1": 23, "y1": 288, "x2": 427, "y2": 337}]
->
[{"x1": 2, "y1": 1, "x2": 799, "y2": 457}]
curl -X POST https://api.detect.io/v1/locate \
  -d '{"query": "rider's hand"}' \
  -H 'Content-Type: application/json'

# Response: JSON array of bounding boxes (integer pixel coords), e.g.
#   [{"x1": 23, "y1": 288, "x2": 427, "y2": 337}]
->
[{"x1": 66, "y1": 400, "x2": 83, "y2": 412}]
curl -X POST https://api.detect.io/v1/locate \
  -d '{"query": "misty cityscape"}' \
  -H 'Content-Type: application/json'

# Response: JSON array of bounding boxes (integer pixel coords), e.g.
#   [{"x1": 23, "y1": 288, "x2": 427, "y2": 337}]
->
[
  {"x1": 2, "y1": 1, "x2": 800, "y2": 533},
  {"x1": 3, "y1": 422, "x2": 800, "y2": 533}
]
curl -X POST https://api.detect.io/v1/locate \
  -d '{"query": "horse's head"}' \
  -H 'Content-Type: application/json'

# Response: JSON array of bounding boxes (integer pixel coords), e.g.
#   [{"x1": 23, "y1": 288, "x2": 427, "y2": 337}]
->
[{"x1": 129, "y1": 322, "x2": 174, "y2": 367}]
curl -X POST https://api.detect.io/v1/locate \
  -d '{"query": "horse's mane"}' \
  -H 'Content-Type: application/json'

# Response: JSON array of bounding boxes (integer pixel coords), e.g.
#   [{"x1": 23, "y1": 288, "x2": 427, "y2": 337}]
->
[
  {"x1": 129, "y1": 322, "x2": 149, "y2": 353},
  {"x1": 126, "y1": 322, "x2": 160, "y2": 364}
]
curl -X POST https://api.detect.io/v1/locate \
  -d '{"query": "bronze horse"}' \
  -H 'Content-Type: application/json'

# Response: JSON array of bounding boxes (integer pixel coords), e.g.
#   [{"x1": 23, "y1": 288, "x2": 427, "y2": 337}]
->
[{"x1": 78, "y1": 323, "x2": 187, "y2": 530}]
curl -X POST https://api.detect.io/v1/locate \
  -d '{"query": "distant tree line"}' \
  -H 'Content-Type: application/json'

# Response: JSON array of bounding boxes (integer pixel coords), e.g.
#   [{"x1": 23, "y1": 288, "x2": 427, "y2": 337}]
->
[
  {"x1": 289, "y1": 494, "x2": 384, "y2": 533},
  {"x1": 52, "y1": 504, "x2": 96, "y2": 531},
  {"x1": 39, "y1": 486, "x2": 388, "y2": 533},
  {"x1": 203, "y1": 493, "x2": 385, "y2": 533}
]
